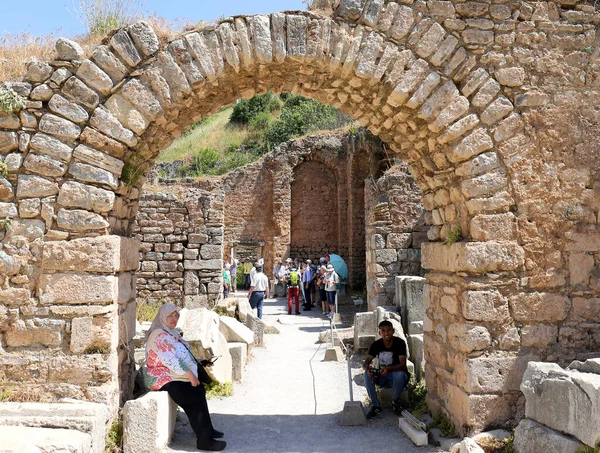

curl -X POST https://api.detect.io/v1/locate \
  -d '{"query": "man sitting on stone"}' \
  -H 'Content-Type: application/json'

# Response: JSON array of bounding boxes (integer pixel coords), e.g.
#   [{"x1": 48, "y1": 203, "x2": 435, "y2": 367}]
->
[{"x1": 362, "y1": 320, "x2": 410, "y2": 419}]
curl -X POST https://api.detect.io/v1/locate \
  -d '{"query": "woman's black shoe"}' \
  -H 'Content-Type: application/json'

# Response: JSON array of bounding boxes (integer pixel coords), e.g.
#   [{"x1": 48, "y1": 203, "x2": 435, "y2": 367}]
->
[
  {"x1": 197, "y1": 439, "x2": 226, "y2": 451},
  {"x1": 212, "y1": 429, "x2": 225, "y2": 439}
]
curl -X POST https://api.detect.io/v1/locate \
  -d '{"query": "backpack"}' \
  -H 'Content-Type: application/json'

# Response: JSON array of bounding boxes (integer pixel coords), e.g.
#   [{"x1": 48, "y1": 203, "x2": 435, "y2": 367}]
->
[{"x1": 289, "y1": 271, "x2": 299, "y2": 286}]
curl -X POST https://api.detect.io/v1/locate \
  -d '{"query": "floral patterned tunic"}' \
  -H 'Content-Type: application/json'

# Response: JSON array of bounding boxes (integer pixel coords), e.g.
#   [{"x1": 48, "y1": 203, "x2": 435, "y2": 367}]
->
[{"x1": 145, "y1": 329, "x2": 198, "y2": 391}]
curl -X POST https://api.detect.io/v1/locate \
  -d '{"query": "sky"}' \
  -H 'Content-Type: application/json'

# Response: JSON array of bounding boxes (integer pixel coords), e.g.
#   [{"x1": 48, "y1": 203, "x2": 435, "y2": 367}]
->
[{"x1": 1, "y1": 0, "x2": 307, "y2": 38}]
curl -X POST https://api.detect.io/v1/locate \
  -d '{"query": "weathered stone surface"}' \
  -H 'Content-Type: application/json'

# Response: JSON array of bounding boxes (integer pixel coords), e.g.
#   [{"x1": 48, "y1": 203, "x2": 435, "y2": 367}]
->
[
  {"x1": 49, "y1": 94, "x2": 89, "y2": 124},
  {"x1": 0, "y1": 131, "x2": 18, "y2": 153},
  {"x1": 56, "y1": 37, "x2": 84, "y2": 60},
  {"x1": 510, "y1": 292, "x2": 570, "y2": 323},
  {"x1": 463, "y1": 290, "x2": 510, "y2": 322},
  {"x1": 91, "y1": 46, "x2": 129, "y2": 83},
  {"x1": 219, "y1": 316, "x2": 255, "y2": 344},
  {"x1": 521, "y1": 361, "x2": 600, "y2": 448},
  {"x1": 120, "y1": 79, "x2": 162, "y2": 121},
  {"x1": 39, "y1": 273, "x2": 118, "y2": 304},
  {"x1": 128, "y1": 21, "x2": 160, "y2": 57},
  {"x1": 469, "y1": 212, "x2": 516, "y2": 241},
  {"x1": 461, "y1": 169, "x2": 508, "y2": 199},
  {"x1": 110, "y1": 30, "x2": 141, "y2": 67},
  {"x1": 449, "y1": 128, "x2": 493, "y2": 163},
  {"x1": 69, "y1": 161, "x2": 119, "y2": 189},
  {"x1": 39, "y1": 113, "x2": 81, "y2": 141},
  {"x1": 62, "y1": 77, "x2": 100, "y2": 110},
  {"x1": 16, "y1": 175, "x2": 58, "y2": 198},
  {"x1": 495, "y1": 67, "x2": 525, "y2": 87},
  {"x1": 30, "y1": 133, "x2": 73, "y2": 162},
  {"x1": 481, "y1": 95, "x2": 514, "y2": 125},
  {"x1": 90, "y1": 106, "x2": 138, "y2": 147},
  {"x1": 0, "y1": 112, "x2": 20, "y2": 129},
  {"x1": 422, "y1": 241, "x2": 524, "y2": 273},
  {"x1": 25, "y1": 62, "x2": 54, "y2": 83},
  {"x1": 58, "y1": 181, "x2": 115, "y2": 213},
  {"x1": 448, "y1": 324, "x2": 491, "y2": 353},
  {"x1": 80, "y1": 127, "x2": 127, "y2": 159},
  {"x1": 73, "y1": 144, "x2": 124, "y2": 175},
  {"x1": 76, "y1": 60, "x2": 113, "y2": 96},
  {"x1": 105, "y1": 94, "x2": 148, "y2": 135},
  {"x1": 0, "y1": 177, "x2": 14, "y2": 200},
  {"x1": 56, "y1": 208, "x2": 110, "y2": 231},
  {"x1": 0, "y1": 425, "x2": 92, "y2": 452},
  {"x1": 23, "y1": 153, "x2": 67, "y2": 178},
  {"x1": 514, "y1": 419, "x2": 583, "y2": 453}
]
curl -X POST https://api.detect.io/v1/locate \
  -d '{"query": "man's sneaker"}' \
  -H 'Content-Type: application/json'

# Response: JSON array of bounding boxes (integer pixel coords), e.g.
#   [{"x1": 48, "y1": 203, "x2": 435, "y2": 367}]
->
[
  {"x1": 366, "y1": 406, "x2": 382, "y2": 419},
  {"x1": 392, "y1": 400, "x2": 403, "y2": 416}
]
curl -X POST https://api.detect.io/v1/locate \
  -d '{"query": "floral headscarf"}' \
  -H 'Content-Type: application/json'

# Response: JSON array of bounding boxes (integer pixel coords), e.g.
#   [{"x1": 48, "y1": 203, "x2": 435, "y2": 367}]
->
[{"x1": 144, "y1": 303, "x2": 190, "y2": 348}]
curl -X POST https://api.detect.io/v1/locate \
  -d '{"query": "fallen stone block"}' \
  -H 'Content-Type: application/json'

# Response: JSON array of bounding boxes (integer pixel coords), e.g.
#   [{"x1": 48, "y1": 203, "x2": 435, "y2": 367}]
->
[
  {"x1": 264, "y1": 323, "x2": 280, "y2": 334},
  {"x1": 568, "y1": 357, "x2": 600, "y2": 375},
  {"x1": 179, "y1": 308, "x2": 232, "y2": 383},
  {"x1": 459, "y1": 437, "x2": 484, "y2": 453},
  {"x1": 123, "y1": 391, "x2": 178, "y2": 453},
  {"x1": 513, "y1": 419, "x2": 584, "y2": 453},
  {"x1": 0, "y1": 401, "x2": 107, "y2": 453},
  {"x1": 236, "y1": 297, "x2": 252, "y2": 323},
  {"x1": 0, "y1": 425, "x2": 92, "y2": 453},
  {"x1": 228, "y1": 342, "x2": 247, "y2": 381},
  {"x1": 245, "y1": 313, "x2": 265, "y2": 347},
  {"x1": 219, "y1": 316, "x2": 254, "y2": 345},
  {"x1": 399, "y1": 417, "x2": 428, "y2": 446},
  {"x1": 521, "y1": 361, "x2": 600, "y2": 447}
]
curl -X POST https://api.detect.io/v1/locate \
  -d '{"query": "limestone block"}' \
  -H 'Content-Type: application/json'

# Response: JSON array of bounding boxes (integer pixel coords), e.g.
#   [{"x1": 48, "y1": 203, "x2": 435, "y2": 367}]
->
[
  {"x1": 0, "y1": 426, "x2": 92, "y2": 453},
  {"x1": 568, "y1": 358, "x2": 600, "y2": 375},
  {"x1": 339, "y1": 0, "x2": 368, "y2": 20},
  {"x1": 76, "y1": 60, "x2": 113, "y2": 96},
  {"x1": 354, "y1": 311, "x2": 377, "y2": 350},
  {"x1": 0, "y1": 131, "x2": 18, "y2": 153},
  {"x1": 91, "y1": 46, "x2": 129, "y2": 84},
  {"x1": 51, "y1": 67, "x2": 72, "y2": 85},
  {"x1": 376, "y1": 307, "x2": 409, "y2": 356},
  {"x1": 219, "y1": 316, "x2": 254, "y2": 345},
  {"x1": 62, "y1": 77, "x2": 100, "y2": 110},
  {"x1": 179, "y1": 308, "x2": 232, "y2": 383},
  {"x1": 0, "y1": 401, "x2": 108, "y2": 453},
  {"x1": 30, "y1": 133, "x2": 73, "y2": 162},
  {"x1": 408, "y1": 333, "x2": 424, "y2": 381},
  {"x1": 110, "y1": 30, "x2": 141, "y2": 67},
  {"x1": 513, "y1": 419, "x2": 583, "y2": 453},
  {"x1": 90, "y1": 106, "x2": 138, "y2": 148},
  {"x1": 56, "y1": 37, "x2": 84, "y2": 60},
  {"x1": 123, "y1": 391, "x2": 177, "y2": 453},
  {"x1": 460, "y1": 437, "x2": 484, "y2": 453},
  {"x1": 39, "y1": 274, "x2": 118, "y2": 305},
  {"x1": 0, "y1": 202, "x2": 17, "y2": 217},
  {"x1": 4, "y1": 219, "x2": 45, "y2": 241},
  {"x1": 105, "y1": 94, "x2": 148, "y2": 135},
  {"x1": 49, "y1": 94, "x2": 89, "y2": 124},
  {"x1": 495, "y1": 67, "x2": 525, "y2": 87},
  {"x1": 237, "y1": 297, "x2": 252, "y2": 323},
  {"x1": 58, "y1": 181, "x2": 115, "y2": 213},
  {"x1": 569, "y1": 253, "x2": 595, "y2": 286},
  {"x1": 184, "y1": 294, "x2": 208, "y2": 309},
  {"x1": 39, "y1": 113, "x2": 82, "y2": 141},
  {"x1": 245, "y1": 313, "x2": 265, "y2": 347},
  {"x1": 128, "y1": 21, "x2": 160, "y2": 57},
  {"x1": 200, "y1": 244, "x2": 222, "y2": 260},
  {"x1": 120, "y1": 79, "x2": 162, "y2": 121},
  {"x1": 447, "y1": 323, "x2": 491, "y2": 353},
  {"x1": 463, "y1": 290, "x2": 510, "y2": 322},
  {"x1": 31, "y1": 83, "x2": 54, "y2": 101},
  {"x1": 70, "y1": 316, "x2": 94, "y2": 354},
  {"x1": 286, "y1": 15, "x2": 308, "y2": 61},
  {"x1": 481, "y1": 96, "x2": 513, "y2": 126},
  {"x1": 16, "y1": 175, "x2": 58, "y2": 199},
  {"x1": 404, "y1": 277, "x2": 426, "y2": 334},
  {"x1": 472, "y1": 78, "x2": 500, "y2": 109},
  {"x1": 42, "y1": 236, "x2": 140, "y2": 273},
  {"x1": 509, "y1": 292, "x2": 570, "y2": 323},
  {"x1": 69, "y1": 162, "x2": 118, "y2": 189},
  {"x1": 184, "y1": 258, "x2": 222, "y2": 270},
  {"x1": 521, "y1": 361, "x2": 600, "y2": 447},
  {"x1": 57, "y1": 208, "x2": 110, "y2": 231},
  {"x1": 421, "y1": 241, "x2": 524, "y2": 273},
  {"x1": 73, "y1": 144, "x2": 124, "y2": 176},
  {"x1": 5, "y1": 152, "x2": 23, "y2": 172},
  {"x1": 390, "y1": 5, "x2": 416, "y2": 40},
  {"x1": 228, "y1": 342, "x2": 247, "y2": 381},
  {"x1": 5, "y1": 318, "x2": 64, "y2": 347},
  {"x1": 0, "y1": 176, "x2": 13, "y2": 200},
  {"x1": 271, "y1": 13, "x2": 287, "y2": 63},
  {"x1": 376, "y1": 249, "x2": 397, "y2": 265},
  {"x1": 25, "y1": 62, "x2": 54, "y2": 83},
  {"x1": 460, "y1": 354, "x2": 532, "y2": 394}
]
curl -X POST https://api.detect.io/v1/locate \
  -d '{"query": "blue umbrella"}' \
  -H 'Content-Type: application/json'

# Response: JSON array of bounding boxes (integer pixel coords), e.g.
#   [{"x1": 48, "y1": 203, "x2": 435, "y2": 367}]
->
[{"x1": 329, "y1": 254, "x2": 348, "y2": 280}]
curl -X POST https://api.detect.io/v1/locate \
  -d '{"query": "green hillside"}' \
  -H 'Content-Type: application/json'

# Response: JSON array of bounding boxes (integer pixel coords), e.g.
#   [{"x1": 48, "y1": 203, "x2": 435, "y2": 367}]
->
[{"x1": 157, "y1": 93, "x2": 352, "y2": 178}]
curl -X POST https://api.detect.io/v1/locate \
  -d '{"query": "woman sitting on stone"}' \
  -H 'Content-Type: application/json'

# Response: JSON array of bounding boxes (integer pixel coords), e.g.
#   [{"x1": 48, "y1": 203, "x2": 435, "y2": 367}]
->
[{"x1": 145, "y1": 304, "x2": 226, "y2": 451}]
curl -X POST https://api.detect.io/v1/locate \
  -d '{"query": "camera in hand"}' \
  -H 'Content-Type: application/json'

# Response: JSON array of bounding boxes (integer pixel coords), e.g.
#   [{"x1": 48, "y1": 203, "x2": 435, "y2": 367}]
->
[{"x1": 369, "y1": 366, "x2": 381, "y2": 378}]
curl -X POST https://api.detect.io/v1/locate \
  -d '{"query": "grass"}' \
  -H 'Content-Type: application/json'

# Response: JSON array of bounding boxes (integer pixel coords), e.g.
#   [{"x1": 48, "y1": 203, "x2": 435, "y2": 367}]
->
[
  {"x1": 105, "y1": 419, "x2": 123, "y2": 453},
  {"x1": 159, "y1": 107, "x2": 249, "y2": 163},
  {"x1": 136, "y1": 298, "x2": 162, "y2": 322},
  {"x1": 406, "y1": 380, "x2": 427, "y2": 416},
  {"x1": 576, "y1": 447, "x2": 600, "y2": 453},
  {"x1": 444, "y1": 224, "x2": 462, "y2": 247},
  {"x1": 0, "y1": 32, "x2": 57, "y2": 82},
  {"x1": 203, "y1": 381, "x2": 233, "y2": 399},
  {"x1": 431, "y1": 411, "x2": 457, "y2": 438}
]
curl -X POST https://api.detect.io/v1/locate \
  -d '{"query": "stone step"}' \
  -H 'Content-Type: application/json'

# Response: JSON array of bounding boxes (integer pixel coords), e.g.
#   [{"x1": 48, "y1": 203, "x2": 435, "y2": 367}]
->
[{"x1": 0, "y1": 425, "x2": 92, "y2": 453}]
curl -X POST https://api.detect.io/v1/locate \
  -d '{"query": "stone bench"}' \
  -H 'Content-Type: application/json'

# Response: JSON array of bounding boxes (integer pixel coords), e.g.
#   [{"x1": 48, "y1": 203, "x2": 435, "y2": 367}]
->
[
  {"x1": 0, "y1": 400, "x2": 107, "y2": 453},
  {"x1": 123, "y1": 390, "x2": 178, "y2": 453}
]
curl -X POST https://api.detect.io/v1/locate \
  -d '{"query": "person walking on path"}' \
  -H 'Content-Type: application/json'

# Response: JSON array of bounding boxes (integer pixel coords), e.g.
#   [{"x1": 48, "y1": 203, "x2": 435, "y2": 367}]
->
[
  {"x1": 242, "y1": 258, "x2": 253, "y2": 290},
  {"x1": 229, "y1": 258, "x2": 238, "y2": 292},
  {"x1": 286, "y1": 265, "x2": 301, "y2": 315},
  {"x1": 145, "y1": 304, "x2": 226, "y2": 451},
  {"x1": 248, "y1": 265, "x2": 269, "y2": 319},
  {"x1": 362, "y1": 320, "x2": 410, "y2": 419},
  {"x1": 302, "y1": 259, "x2": 314, "y2": 311},
  {"x1": 324, "y1": 264, "x2": 339, "y2": 319}
]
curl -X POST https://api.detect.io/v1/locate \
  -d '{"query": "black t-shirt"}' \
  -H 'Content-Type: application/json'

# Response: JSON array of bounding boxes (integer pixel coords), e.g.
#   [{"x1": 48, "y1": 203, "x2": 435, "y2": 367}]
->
[{"x1": 368, "y1": 337, "x2": 407, "y2": 368}]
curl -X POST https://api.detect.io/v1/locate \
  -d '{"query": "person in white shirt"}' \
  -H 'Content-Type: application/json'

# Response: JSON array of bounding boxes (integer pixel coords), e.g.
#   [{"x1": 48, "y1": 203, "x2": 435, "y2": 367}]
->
[
  {"x1": 248, "y1": 265, "x2": 269, "y2": 319},
  {"x1": 324, "y1": 264, "x2": 339, "y2": 319}
]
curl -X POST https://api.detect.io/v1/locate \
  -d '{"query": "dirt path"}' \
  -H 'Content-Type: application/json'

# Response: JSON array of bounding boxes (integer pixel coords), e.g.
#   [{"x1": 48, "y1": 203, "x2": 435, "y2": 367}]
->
[{"x1": 167, "y1": 295, "x2": 442, "y2": 453}]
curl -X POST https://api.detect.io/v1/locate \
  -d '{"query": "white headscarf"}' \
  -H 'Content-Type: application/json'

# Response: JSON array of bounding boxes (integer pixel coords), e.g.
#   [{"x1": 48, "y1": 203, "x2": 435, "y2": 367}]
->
[{"x1": 144, "y1": 303, "x2": 189, "y2": 348}]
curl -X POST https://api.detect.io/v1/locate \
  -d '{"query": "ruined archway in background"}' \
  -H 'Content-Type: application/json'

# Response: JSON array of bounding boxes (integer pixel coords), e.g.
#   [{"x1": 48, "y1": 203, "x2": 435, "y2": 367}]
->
[{"x1": 1, "y1": 0, "x2": 599, "y2": 433}]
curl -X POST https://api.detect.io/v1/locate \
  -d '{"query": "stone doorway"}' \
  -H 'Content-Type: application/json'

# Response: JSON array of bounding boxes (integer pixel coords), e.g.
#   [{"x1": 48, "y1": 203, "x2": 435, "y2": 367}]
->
[{"x1": 1, "y1": 0, "x2": 599, "y2": 434}]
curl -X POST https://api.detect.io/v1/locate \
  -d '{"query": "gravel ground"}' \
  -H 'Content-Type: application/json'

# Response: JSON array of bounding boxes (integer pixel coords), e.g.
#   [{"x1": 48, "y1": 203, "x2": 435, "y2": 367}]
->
[{"x1": 167, "y1": 294, "x2": 444, "y2": 453}]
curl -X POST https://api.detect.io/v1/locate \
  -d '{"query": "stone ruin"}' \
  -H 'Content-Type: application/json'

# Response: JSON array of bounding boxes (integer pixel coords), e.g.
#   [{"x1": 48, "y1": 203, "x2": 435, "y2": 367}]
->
[{"x1": 0, "y1": 0, "x2": 598, "y2": 441}]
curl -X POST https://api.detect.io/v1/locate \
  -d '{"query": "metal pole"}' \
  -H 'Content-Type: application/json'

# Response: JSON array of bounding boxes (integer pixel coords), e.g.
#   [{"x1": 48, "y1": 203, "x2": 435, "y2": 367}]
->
[
  {"x1": 346, "y1": 348, "x2": 354, "y2": 402},
  {"x1": 330, "y1": 318, "x2": 335, "y2": 349}
]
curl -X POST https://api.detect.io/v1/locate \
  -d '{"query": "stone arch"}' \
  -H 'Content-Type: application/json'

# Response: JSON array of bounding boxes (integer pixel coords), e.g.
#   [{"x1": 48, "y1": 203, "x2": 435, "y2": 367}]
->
[{"x1": 1, "y1": 0, "x2": 599, "y2": 433}]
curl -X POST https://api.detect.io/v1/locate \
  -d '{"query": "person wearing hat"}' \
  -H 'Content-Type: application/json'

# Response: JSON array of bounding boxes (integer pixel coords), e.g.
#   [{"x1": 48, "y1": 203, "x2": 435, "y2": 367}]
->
[
  {"x1": 324, "y1": 264, "x2": 339, "y2": 319},
  {"x1": 302, "y1": 259, "x2": 314, "y2": 310},
  {"x1": 316, "y1": 265, "x2": 328, "y2": 314},
  {"x1": 248, "y1": 265, "x2": 269, "y2": 319},
  {"x1": 242, "y1": 258, "x2": 253, "y2": 290}
]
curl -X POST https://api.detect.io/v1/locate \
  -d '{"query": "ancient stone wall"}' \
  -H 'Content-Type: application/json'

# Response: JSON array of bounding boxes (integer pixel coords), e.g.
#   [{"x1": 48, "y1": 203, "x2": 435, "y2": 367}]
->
[
  {"x1": 132, "y1": 186, "x2": 225, "y2": 307},
  {"x1": 365, "y1": 165, "x2": 426, "y2": 308},
  {"x1": 0, "y1": 0, "x2": 599, "y2": 432}
]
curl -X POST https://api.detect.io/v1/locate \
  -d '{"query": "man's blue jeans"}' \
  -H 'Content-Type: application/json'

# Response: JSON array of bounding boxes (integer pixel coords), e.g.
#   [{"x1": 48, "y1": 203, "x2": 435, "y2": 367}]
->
[
  {"x1": 364, "y1": 370, "x2": 409, "y2": 407},
  {"x1": 249, "y1": 291, "x2": 265, "y2": 319}
]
